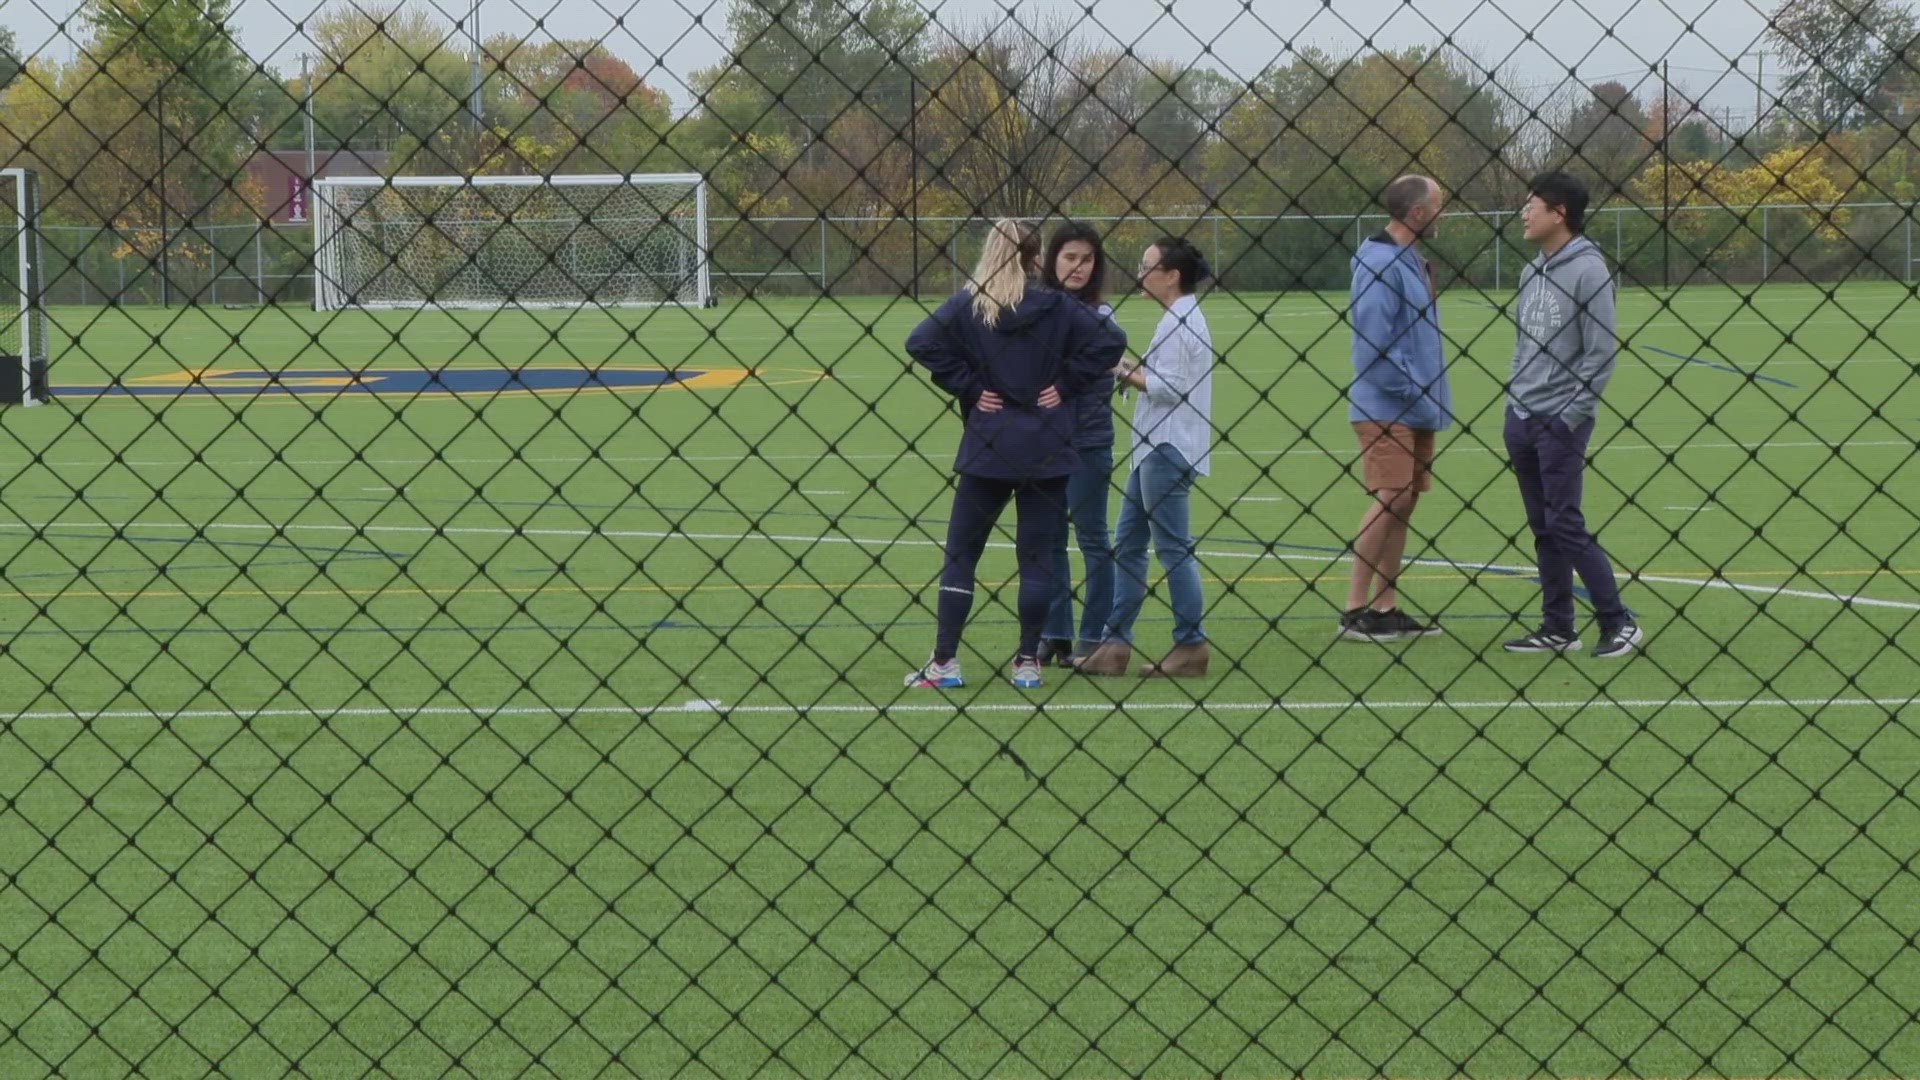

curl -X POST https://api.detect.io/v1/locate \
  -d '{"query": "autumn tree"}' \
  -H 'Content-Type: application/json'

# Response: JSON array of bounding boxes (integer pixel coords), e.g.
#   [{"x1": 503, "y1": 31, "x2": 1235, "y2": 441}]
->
[
  {"x1": 1629, "y1": 144, "x2": 1850, "y2": 270},
  {"x1": 916, "y1": 17, "x2": 1106, "y2": 219},
  {"x1": 0, "y1": 28, "x2": 21, "y2": 91},
  {"x1": 1767, "y1": 0, "x2": 1919, "y2": 130},
  {"x1": 307, "y1": 4, "x2": 482, "y2": 169},
  {"x1": 486, "y1": 40, "x2": 672, "y2": 173},
  {"x1": 1560, "y1": 81, "x2": 1654, "y2": 196},
  {"x1": 1212, "y1": 46, "x2": 1515, "y2": 216},
  {"x1": 85, "y1": 0, "x2": 268, "y2": 223}
]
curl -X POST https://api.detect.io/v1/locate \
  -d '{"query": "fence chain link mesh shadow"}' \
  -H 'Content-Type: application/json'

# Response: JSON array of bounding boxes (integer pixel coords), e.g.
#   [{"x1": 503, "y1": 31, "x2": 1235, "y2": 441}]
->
[{"x1": 0, "y1": 0, "x2": 1918, "y2": 1074}]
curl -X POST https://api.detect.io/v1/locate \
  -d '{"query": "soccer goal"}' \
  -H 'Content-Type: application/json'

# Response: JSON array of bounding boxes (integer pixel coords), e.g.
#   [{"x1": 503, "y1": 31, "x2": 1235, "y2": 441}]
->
[
  {"x1": 0, "y1": 167, "x2": 48, "y2": 406},
  {"x1": 311, "y1": 174, "x2": 710, "y2": 311}
]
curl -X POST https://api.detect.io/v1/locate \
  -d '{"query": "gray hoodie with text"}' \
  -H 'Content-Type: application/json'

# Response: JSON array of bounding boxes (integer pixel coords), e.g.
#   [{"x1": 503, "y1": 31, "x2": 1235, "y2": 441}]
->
[{"x1": 1509, "y1": 235, "x2": 1617, "y2": 425}]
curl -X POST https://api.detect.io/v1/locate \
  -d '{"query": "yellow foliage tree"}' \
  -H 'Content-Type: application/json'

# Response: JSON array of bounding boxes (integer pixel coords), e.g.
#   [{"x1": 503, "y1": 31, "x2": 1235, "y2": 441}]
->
[{"x1": 1628, "y1": 144, "x2": 1850, "y2": 269}]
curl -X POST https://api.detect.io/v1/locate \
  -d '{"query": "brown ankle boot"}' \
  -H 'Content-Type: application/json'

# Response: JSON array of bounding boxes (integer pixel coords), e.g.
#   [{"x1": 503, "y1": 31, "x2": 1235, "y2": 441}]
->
[
  {"x1": 1140, "y1": 641, "x2": 1210, "y2": 678},
  {"x1": 1074, "y1": 640, "x2": 1133, "y2": 676}
]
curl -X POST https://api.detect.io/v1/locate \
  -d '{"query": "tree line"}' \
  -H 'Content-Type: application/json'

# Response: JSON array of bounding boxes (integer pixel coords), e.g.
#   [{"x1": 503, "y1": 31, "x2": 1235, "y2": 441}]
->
[{"x1": 0, "y1": 0, "x2": 1915, "y2": 260}]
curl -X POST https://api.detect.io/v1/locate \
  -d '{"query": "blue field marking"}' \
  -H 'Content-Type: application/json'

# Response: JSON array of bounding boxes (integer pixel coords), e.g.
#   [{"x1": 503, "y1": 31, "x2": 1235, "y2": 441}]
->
[
  {"x1": 1, "y1": 521, "x2": 404, "y2": 581},
  {"x1": 1640, "y1": 346, "x2": 1797, "y2": 388},
  {"x1": 60, "y1": 366, "x2": 729, "y2": 398}
]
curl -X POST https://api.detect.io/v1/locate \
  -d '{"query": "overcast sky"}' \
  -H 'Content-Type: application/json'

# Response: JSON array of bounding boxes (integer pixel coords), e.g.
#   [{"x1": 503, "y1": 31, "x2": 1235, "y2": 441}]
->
[{"x1": 3, "y1": 0, "x2": 1784, "y2": 119}]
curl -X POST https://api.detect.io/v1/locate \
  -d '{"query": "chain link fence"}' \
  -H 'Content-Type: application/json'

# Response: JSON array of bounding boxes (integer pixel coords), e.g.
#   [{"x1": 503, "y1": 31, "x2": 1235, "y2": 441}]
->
[
  {"x1": 36, "y1": 200, "x2": 1920, "y2": 307},
  {"x1": 2, "y1": 0, "x2": 1919, "y2": 1075}
]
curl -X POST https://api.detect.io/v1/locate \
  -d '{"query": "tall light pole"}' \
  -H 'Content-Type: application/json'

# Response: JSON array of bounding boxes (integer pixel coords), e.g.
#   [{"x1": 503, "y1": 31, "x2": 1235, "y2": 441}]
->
[
  {"x1": 468, "y1": 0, "x2": 483, "y2": 129},
  {"x1": 156, "y1": 78, "x2": 169, "y2": 307},
  {"x1": 908, "y1": 68, "x2": 919, "y2": 300},
  {"x1": 1735, "y1": 49, "x2": 1768, "y2": 137},
  {"x1": 1663, "y1": 58, "x2": 1672, "y2": 290},
  {"x1": 302, "y1": 53, "x2": 316, "y2": 184}
]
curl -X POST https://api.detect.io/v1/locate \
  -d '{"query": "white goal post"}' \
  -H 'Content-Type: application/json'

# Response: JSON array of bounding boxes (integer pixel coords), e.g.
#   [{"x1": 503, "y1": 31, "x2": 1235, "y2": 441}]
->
[
  {"x1": 1, "y1": 167, "x2": 48, "y2": 406},
  {"x1": 312, "y1": 173, "x2": 710, "y2": 311}
]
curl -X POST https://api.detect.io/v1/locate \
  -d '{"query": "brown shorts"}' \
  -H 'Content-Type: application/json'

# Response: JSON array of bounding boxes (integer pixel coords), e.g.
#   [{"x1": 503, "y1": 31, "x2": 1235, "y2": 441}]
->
[{"x1": 1354, "y1": 422, "x2": 1435, "y2": 494}]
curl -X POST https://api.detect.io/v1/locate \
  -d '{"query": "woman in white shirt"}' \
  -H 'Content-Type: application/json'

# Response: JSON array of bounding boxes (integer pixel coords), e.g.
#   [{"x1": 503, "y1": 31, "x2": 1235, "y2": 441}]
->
[{"x1": 1077, "y1": 236, "x2": 1214, "y2": 678}]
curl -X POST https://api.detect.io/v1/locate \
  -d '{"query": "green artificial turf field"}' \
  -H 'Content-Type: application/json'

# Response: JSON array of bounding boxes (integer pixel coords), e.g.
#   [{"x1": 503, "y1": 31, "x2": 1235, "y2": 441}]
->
[{"x1": 0, "y1": 282, "x2": 1916, "y2": 1076}]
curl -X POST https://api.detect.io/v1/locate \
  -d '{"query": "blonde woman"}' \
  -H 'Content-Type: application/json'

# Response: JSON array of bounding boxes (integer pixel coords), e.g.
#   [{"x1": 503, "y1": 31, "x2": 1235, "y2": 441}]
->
[{"x1": 903, "y1": 219, "x2": 1126, "y2": 690}]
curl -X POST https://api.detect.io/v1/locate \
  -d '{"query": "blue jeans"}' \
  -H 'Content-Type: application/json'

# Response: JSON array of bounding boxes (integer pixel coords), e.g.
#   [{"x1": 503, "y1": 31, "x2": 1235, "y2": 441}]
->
[
  {"x1": 1103, "y1": 444, "x2": 1206, "y2": 646},
  {"x1": 1043, "y1": 445, "x2": 1114, "y2": 646}
]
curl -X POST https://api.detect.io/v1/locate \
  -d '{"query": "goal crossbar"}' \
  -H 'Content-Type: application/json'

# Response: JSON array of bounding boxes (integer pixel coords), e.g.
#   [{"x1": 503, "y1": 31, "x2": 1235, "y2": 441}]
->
[{"x1": 317, "y1": 173, "x2": 703, "y2": 188}]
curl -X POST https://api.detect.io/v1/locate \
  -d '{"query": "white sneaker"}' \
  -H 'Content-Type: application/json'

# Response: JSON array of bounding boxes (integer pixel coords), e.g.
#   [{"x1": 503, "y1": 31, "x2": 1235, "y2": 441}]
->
[
  {"x1": 905, "y1": 656, "x2": 964, "y2": 689},
  {"x1": 1009, "y1": 656, "x2": 1043, "y2": 690}
]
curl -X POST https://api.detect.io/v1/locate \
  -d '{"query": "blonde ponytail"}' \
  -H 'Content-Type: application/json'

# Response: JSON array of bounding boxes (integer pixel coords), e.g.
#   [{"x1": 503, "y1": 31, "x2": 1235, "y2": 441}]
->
[{"x1": 968, "y1": 219, "x2": 1042, "y2": 327}]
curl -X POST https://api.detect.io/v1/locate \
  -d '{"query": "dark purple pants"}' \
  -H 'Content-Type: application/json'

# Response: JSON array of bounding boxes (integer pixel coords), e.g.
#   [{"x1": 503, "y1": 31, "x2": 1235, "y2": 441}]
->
[
  {"x1": 935, "y1": 474, "x2": 1070, "y2": 662},
  {"x1": 1504, "y1": 408, "x2": 1629, "y2": 634}
]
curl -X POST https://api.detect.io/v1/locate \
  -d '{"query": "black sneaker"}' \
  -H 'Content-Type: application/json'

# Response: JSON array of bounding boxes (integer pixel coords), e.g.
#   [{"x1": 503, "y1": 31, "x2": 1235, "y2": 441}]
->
[
  {"x1": 1037, "y1": 638, "x2": 1076, "y2": 668},
  {"x1": 1593, "y1": 623, "x2": 1644, "y2": 659},
  {"x1": 1372, "y1": 608, "x2": 1441, "y2": 638},
  {"x1": 1503, "y1": 628, "x2": 1582, "y2": 653},
  {"x1": 1338, "y1": 608, "x2": 1400, "y2": 642}
]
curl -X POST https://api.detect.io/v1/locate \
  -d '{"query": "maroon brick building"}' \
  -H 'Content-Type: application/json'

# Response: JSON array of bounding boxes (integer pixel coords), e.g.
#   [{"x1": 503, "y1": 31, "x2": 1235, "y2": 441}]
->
[{"x1": 245, "y1": 149, "x2": 391, "y2": 225}]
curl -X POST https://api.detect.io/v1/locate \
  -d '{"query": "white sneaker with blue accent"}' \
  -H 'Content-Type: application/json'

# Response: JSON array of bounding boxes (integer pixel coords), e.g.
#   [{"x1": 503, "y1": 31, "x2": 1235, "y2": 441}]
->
[
  {"x1": 1009, "y1": 655, "x2": 1044, "y2": 690},
  {"x1": 905, "y1": 656, "x2": 964, "y2": 689}
]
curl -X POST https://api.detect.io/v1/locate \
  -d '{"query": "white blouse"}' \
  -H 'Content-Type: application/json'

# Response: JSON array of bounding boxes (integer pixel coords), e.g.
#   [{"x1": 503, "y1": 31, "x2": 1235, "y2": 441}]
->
[{"x1": 1128, "y1": 293, "x2": 1214, "y2": 476}]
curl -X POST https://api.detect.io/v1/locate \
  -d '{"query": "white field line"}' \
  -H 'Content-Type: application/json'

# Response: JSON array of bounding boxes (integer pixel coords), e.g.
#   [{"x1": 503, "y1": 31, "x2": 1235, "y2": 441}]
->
[
  {"x1": 6, "y1": 695, "x2": 1917, "y2": 724},
  {"x1": 29, "y1": 436, "x2": 1915, "y2": 472},
  {"x1": 2, "y1": 519, "x2": 1916, "y2": 612}
]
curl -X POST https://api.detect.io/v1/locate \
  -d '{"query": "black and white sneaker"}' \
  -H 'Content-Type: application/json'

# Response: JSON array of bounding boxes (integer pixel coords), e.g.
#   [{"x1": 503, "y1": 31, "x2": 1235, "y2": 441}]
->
[
  {"x1": 1593, "y1": 623, "x2": 1644, "y2": 659},
  {"x1": 1503, "y1": 628, "x2": 1582, "y2": 653},
  {"x1": 1372, "y1": 608, "x2": 1442, "y2": 638},
  {"x1": 1338, "y1": 608, "x2": 1399, "y2": 642}
]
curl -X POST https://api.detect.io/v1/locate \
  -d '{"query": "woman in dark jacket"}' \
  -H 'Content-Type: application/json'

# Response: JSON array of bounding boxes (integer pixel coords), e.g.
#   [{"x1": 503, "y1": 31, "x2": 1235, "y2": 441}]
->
[
  {"x1": 904, "y1": 218, "x2": 1126, "y2": 690},
  {"x1": 1037, "y1": 222, "x2": 1124, "y2": 666}
]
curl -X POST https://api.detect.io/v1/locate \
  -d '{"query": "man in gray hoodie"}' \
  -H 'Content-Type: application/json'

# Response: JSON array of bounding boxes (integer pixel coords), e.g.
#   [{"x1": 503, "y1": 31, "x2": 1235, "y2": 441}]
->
[{"x1": 1503, "y1": 170, "x2": 1642, "y2": 659}]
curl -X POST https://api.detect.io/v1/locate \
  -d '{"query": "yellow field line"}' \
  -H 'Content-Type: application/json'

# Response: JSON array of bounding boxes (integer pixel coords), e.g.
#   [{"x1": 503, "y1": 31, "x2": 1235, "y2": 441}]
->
[{"x1": 5, "y1": 567, "x2": 1913, "y2": 605}]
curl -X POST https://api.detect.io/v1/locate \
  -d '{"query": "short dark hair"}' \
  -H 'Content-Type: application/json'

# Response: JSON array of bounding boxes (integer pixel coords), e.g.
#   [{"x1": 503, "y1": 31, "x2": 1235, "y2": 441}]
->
[
  {"x1": 1150, "y1": 235, "x2": 1209, "y2": 294},
  {"x1": 1383, "y1": 175, "x2": 1436, "y2": 222},
  {"x1": 1528, "y1": 170, "x2": 1590, "y2": 234},
  {"x1": 1043, "y1": 221, "x2": 1107, "y2": 306}
]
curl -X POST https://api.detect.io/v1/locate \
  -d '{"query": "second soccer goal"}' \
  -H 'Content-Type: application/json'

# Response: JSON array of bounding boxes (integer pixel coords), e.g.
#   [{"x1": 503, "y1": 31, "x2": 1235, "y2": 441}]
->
[{"x1": 312, "y1": 173, "x2": 709, "y2": 311}]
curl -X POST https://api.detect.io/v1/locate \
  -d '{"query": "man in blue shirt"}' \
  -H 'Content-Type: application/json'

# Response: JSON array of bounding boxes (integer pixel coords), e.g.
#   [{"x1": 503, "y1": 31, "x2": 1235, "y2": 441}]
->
[{"x1": 1344, "y1": 175, "x2": 1454, "y2": 643}]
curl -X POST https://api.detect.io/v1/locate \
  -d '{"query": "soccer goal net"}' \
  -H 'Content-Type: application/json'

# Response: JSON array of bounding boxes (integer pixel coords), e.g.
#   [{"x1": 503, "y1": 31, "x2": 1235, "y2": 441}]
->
[
  {"x1": 312, "y1": 174, "x2": 709, "y2": 311},
  {"x1": 0, "y1": 168, "x2": 48, "y2": 405}
]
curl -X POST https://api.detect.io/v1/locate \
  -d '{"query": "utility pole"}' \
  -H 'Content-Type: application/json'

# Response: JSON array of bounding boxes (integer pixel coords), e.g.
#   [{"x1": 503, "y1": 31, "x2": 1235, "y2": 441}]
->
[
  {"x1": 302, "y1": 53, "x2": 317, "y2": 184},
  {"x1": 1734, "y1": 49, "x2": 1768, "y2": 139},
  {"x1": 1662, "y1": 59, "x2": 1672, "y2": 290},
  {"x1": 156, "y1": 80, "x2": 169, "y2": 308},
  {"x1": 908, "y1": 69, "x2": 919, "y2": 300},
  {"x1": 468, "y1": 0, "x2": 484, "y2": 128}
]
